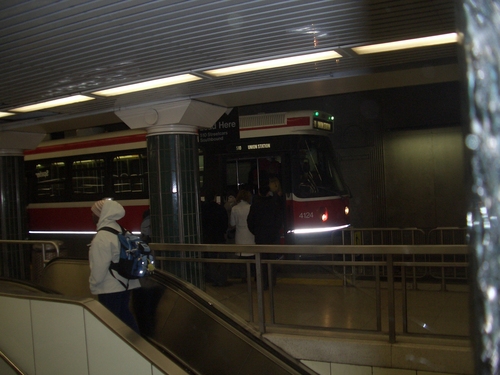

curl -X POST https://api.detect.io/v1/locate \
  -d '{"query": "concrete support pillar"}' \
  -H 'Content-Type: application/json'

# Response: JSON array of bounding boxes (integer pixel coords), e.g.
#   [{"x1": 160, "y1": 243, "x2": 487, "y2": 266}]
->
[
  {"x1": 116, "y1": 100, "x2": 227, "y2": 286},
  {"x1": 0, "y1": 131, "x2": 46, "y2": 278},
  {"x1": 147, "y1": 132, "x2": 202, "y2": 282},
  {"x1": 0, "y1": 152, "x2": 28, "y2": 278},
  {"x1": 0, "y1": 151, "x2": 26, "y2": 239}
]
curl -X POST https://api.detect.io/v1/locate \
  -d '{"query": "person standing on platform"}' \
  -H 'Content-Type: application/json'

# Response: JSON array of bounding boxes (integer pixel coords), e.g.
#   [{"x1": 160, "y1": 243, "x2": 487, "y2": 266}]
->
[
  {"x1": 89, "y1": 199, "x2": 141, "y2": 334},
  {"x1": 247, "y1": 184, "x2": 283, "y2": 289},
  {"x1": 140, "y1": 208, "x2": 151, "y2": 244},
  {"x1": 224, "y1": 190, "x2": 237, "y2": 245},
  {"x1": 230, "y1": 188, "x2": 255, "y2": 281},
  {"x1": 201, "y1": 189, "x2": 231, "y2": 286}
]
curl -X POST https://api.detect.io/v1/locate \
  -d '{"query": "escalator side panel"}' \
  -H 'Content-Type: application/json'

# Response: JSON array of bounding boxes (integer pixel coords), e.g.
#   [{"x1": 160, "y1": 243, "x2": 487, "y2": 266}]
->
[
  {"x1": 154, "y1": 295, "x2": 251, "y2": 375},
  {"x1": 38, "y1": 259, "x2": 94, "y2": 299},
  {"x1": 37, "y1": 259, "x2": 316, "y2": 375}
]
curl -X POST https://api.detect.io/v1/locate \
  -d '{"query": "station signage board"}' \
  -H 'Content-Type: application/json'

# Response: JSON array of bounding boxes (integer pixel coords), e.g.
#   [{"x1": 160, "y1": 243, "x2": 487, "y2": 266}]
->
[{"x1": 198, "y1": 108, "x2": 239, "y2": 145}]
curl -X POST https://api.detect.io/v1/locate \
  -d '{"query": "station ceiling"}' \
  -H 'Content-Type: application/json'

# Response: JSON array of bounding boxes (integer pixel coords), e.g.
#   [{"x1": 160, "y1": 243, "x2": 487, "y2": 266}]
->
[{"x1": 0, "y1": 0, "x2": 459, "y2": 136}]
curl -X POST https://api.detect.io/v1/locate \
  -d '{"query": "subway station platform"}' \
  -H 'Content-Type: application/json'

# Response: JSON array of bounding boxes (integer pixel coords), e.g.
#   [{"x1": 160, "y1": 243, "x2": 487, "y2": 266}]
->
[
  {"x1": 204, "y1": 275, "x2": 473, "y2": 375},
  {"x1": 0, "y1": 254, "x2": 473, "y2": 375}
]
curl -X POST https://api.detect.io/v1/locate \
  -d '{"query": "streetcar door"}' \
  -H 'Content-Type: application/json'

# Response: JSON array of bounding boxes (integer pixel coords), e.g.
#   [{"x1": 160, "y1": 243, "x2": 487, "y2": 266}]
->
[{"x1": 226, "y1": 156, "x2": 282, "y2": 196}]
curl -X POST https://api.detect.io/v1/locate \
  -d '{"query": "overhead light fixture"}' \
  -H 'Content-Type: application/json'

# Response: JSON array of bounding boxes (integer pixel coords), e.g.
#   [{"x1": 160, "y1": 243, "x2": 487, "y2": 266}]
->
[
  {"x1": 92, "y1": 73, "x2": 202, "y2": 97},
  {"x1": 11, "y1": 95, "x2": 95, "y2": 113},
  {"x1": 0, "y1": 112, "x2": 14, "y2": 118},
  {"x1": 352, "y1": 32, "x2": 458, "y2": 55},
  {"x1": 203, "y1": 50, "x2": 342, "y2": 77}
]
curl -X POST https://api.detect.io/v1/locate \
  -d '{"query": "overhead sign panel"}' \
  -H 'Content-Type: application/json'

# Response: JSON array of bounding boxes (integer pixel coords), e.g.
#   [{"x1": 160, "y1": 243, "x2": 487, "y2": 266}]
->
[{"x1": 198, "y1": 108, "x2": 239, "y2": 145}]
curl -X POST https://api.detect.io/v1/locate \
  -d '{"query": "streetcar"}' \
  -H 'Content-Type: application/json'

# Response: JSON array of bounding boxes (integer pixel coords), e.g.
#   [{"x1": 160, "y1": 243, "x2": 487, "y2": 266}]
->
[
  {"x1": 200, "y1": 110, "x2": 350, "y2": 245},
  {"x1": 24, "y1": 110, "x2": 350, "y2": 250}
]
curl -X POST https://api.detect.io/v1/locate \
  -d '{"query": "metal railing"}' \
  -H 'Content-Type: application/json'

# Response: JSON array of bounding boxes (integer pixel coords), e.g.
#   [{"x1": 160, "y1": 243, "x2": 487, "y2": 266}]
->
[
  {"x1": 427, "y1": 227, "x2": 469, "y2": 283},
  {"x1": 339, "y1": 228, "x2": 427, "y2": 284},
  {"x1": 150, "y1": 242, "x2": 470, "y2": 343},
  {"x1": 339, "y1": 227, "x2": 468, "y2": 287},
  {"x1": 341, "y1": 227, "x2": 427, "y2": 245},
  {"x1": 1, "y1": 230, "x2": 470, "y2": 344}
]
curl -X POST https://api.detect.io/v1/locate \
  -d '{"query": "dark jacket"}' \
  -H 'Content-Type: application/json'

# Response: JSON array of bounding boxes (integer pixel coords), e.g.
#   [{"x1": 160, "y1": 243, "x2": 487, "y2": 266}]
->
[
  {"x1": 247, "y1": 195, "x2": 282, "y2": 244},
  {"x1": 201, "y1": 200, "x2": 228, "y2": 244}
]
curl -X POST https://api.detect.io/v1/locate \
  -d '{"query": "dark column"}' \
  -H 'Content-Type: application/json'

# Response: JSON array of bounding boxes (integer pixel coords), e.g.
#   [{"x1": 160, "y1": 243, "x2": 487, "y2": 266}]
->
[
  {"x1": 115, "y1": 100, "x2": 227, "y2": 287},
  {"x1": 0, "y1": 132, "x2": 45, "y2": 279},
  {"x1": 147, "y1": 132, "x2": 202, "y2": 284},
  {"x1": 0, "y1": 153, "x2": 28, "y2": 278}
]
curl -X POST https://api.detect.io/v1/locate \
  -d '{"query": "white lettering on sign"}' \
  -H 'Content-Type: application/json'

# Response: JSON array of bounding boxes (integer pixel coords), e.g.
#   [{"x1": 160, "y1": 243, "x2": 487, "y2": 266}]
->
[
  {"x1": 247, "y1": 143, "x2": 271, "y2": 150},
  {"x1": 217, "y1": 121, "x2": 236, "y2": 129},
  {"x1": 198, "y1": 120, "x2": 237, "y2": 143},
  {"x1": 36, "y1": 170, "x2": 49, "y2": 179}
]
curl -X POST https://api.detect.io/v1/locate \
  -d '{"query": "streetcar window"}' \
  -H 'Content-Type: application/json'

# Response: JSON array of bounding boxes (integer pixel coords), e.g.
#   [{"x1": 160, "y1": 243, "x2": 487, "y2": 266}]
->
[
  {"x1": 226, "y1": 160, "x2": 254, "y2": 191},
  {"x1": 227, "y1": 157, "x2": 281, "y2": 194},
  {"x1": 72, "y1": 158, "x2": 105, "y2": 195},
  {"x1": 295, "y1": 138, "x2": 344, "y2": 197},
  {"x1": 34, "y1": 161, "x2": 65, "y2": 198},
  {"x1": 112, "y1": 153, "x2": 148, "y2": 194}
]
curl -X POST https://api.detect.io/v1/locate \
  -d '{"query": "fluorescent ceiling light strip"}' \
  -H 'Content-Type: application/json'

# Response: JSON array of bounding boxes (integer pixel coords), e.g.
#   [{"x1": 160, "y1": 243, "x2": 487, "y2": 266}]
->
[
  {"x1": 204, "y1": 50, "x2": 342, "y2": 77},
  {"x1": 11, "y1": 95, "x2": 95, "y2": 112},
  {"x1": 92, "y1": 74, "x2": 202, "y2": 97},
  {"x1": 0, "y1": 112, "x2": 14, "y2": 118},
  {"x1": 352, "y1": 32, "x2": 458, "y2": 55}
]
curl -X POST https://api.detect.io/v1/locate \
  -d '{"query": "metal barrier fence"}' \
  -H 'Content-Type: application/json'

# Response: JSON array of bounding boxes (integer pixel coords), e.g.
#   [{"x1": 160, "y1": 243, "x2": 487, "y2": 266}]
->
[
  {"x1": 341, "y1": 227, "x2": 427, "y2": 245},
  {"x1": 340, "y1": 227, "x2": 468, "y2": 285},
  {"x1": 0, "y1": 229, "x2": 469, "y2": 344},
  {"x1": 427, "y1": 227, "x2": 469, "y2": 282},
  {"x1": 149, "y1": 242, "x2": 470, "y2": 343}
]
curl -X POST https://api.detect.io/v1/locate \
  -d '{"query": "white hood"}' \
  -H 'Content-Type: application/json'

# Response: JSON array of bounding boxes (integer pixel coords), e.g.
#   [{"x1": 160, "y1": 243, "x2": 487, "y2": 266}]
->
[{"x1": 96, "y1": 200, "x2": 125, "y2": 230}]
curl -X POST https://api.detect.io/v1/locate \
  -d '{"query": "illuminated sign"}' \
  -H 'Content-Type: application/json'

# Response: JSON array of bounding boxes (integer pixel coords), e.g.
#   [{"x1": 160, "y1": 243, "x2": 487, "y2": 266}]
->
[
  {"x1": 248, "y1": 143, "x2": 271, "y2": 149},
  {"x1": 235, "y1": 143, "x2": 272, "y2": 151},
  {"x1": 313, "y1": 119, "x2": 332, "y2": 131}
]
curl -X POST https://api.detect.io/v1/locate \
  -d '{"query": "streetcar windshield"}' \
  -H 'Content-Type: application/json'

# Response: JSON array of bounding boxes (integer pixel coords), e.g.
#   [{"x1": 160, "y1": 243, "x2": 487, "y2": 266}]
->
[{"x1": 294, "y1": 137, "x2": 345, "y2": 198}]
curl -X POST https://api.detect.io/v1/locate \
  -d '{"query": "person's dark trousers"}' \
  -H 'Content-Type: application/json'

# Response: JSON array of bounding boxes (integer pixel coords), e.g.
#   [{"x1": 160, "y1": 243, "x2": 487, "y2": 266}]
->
[{"x1": 98, "y1": 290, "x2": 140, "y2": 334}]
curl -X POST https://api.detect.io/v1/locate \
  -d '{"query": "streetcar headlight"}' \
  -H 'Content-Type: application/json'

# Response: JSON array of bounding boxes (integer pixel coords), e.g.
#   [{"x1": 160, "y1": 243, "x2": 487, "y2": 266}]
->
[
  {"x1": 345, "y1": 206, "x2": 350, "y2": 215},
  {"x1": 321, "y1": 210, "x2": 328, "y2": 222}
]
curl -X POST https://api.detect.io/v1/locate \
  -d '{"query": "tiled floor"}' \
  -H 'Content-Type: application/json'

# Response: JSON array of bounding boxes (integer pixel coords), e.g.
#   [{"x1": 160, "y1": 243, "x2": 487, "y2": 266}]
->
[{"x1": 204, "y1": 274, "x2": 470, "y2": 338}]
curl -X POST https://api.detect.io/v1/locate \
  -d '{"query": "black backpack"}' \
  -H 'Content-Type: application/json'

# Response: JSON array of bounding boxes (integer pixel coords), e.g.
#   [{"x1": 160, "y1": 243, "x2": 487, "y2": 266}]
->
[{"x1": 99, "y1": 226, "x2": 155, "y2": 289}]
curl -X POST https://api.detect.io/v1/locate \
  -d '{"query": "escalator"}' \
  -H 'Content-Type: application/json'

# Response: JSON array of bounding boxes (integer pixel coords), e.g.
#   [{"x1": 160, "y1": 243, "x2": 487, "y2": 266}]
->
[{"x1": 16, "y1": 258, "x2": 317, "y2": 375}]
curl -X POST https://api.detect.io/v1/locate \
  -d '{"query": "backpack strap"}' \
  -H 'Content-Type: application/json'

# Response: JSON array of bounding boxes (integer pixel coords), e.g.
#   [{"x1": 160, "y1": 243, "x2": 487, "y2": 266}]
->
[
  {"x1": 98, "y1": 226, "x2": 120, "y2": 235},
  {"x1": 99, "y1": 225, "x2": 128, "y2": 235},
  {"x1": 98, "y1": 226, "x2": 129, "y2": 290}
]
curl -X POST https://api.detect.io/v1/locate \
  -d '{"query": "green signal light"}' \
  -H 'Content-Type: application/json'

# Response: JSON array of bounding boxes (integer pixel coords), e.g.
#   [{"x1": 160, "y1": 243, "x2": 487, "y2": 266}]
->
[{"x1": 314, "y1": 111, "x2": 319, "y2": 117}]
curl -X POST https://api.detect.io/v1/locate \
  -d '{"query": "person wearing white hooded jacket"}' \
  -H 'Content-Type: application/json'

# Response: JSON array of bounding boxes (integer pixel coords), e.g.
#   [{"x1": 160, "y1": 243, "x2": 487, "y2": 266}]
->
[{"x1": 89, "y1": 199, "x2": 140, "y2": 333}]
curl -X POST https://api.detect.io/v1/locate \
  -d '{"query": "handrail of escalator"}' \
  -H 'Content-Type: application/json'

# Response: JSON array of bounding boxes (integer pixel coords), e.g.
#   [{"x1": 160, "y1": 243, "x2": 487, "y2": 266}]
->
[{"x1": 143, "y1": 269, "x2": 317, "y2": 375}]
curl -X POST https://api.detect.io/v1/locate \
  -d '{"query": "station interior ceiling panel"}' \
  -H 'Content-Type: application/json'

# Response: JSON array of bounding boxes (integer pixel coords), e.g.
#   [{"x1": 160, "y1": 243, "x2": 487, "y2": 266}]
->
[{"x1": 0, "y1": 1, "x2": 459, "y2": 135}]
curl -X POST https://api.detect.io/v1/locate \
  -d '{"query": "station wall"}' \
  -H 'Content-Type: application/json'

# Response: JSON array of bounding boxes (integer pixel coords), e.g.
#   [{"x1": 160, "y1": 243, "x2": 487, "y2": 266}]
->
[{"x1": 241, "y1": 81, "x2": 466, "y2": 230}]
